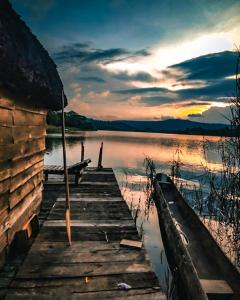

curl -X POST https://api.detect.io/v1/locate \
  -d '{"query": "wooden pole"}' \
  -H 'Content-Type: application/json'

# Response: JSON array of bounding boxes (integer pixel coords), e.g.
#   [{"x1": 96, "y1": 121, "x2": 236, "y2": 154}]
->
[
  {"x1": 61, "y1": 90, "x2": 71, "y2": 245},
  {"x1": 81, "y1": 141, "x2": 84, "y2": 162},
  {"x1": 97, "y1": 142, "x2": 103, "y2": 169}
]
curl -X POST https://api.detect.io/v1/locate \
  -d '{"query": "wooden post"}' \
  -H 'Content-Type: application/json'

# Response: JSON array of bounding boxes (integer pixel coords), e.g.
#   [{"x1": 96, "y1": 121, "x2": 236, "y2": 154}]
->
[
  {"x1": 61, "y1": 90, "x2": 71, "y2": 245},
  {"x1": 81, "y1": 141, "x2": 84, "y2": 162},
  {"x1": 97, "y1": 142, "x2": 103, "y2": 169}
]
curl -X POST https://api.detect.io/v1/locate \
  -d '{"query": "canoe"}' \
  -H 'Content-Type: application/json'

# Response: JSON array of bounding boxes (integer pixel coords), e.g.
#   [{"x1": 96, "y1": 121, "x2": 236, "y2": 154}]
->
[{"x1": 154, "y1": 173, "x2": 240, "y2": 300}]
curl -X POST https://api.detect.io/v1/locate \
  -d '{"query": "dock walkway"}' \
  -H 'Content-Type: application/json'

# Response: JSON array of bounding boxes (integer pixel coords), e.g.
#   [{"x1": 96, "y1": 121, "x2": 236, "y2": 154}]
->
[{"x1": 5, "y1": 168, "x2": 165, "y2": 299}]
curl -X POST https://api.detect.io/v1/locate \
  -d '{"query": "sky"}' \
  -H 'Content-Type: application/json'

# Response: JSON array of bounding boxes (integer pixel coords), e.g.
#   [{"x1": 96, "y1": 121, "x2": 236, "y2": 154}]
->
[{"x1": 11, "y1": 0, "x2": 240, "y2": 123}]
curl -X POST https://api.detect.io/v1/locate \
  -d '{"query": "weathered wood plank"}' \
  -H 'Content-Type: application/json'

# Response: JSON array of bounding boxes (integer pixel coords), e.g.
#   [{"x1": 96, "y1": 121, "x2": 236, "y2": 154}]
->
[
  {"x1": 0, "y1": 139, "x2": 45, "y2": 163},
  {"x1": 0, "y1": 98, "x2": 15, "y2": 110},
  {"x1": 6, "y1": 184, "x2": 42, "y2": 243},
  {"x1": 13, "y1": 109, "x2": 46, "y2": 126},
  {"x1": 0, "y1": 126, "x2": 13, "y2": 145},
  {"x1": 10, "y1": 161, "x2": 43, "y2": 192},
  {"x1": 10, "y1": 272, "x2": 159, "y2": 290},
  {"x1": 12, "y1": 126, "x2": 46, "y2": 143},
  {"x1": 24, "y1": 249, "x2": 146, "y2": 265},
  {"x1": 6, "y1": 289, "x2": 164, "y2": 300},
  {"x1": 17, "y1": 261, "x2": 151, "y2": 279},
  {"x1": 44, "y1": 220, "x2": 135, "y2": 227},
  {"x1": 56, "y1": 197, "x2": 123, "y2": 202},
  {"x1": 9, "y1": 172, "x2": 43, "y2": 209},
  {"x1": 0, "y1": 107, "x2": 13, "y2": 126},
  {"x1": 0, "y1": 178, "x2": 10, "y2": 194},
  {"x1": 0, "y1": 192, "x2": 9, "y2": 213},
  {"x1": 30, "y1": 241, "x2": 121, "y2": 253},
  {"x1": 11, "y1": 152, "x2": 44, "y2": 177},
  {"x1": 0, "y1": 232, "x2": 7, "y2": 253},
  {"x1": 12, "y1": 139, "x2": 45, "y2": 161}
]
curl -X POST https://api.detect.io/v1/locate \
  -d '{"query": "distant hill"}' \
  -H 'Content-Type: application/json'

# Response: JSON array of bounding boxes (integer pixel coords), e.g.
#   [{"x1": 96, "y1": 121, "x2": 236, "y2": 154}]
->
[
  {"x1": 47, "y1": 111, "x2": 231, "y2": 136},
  {"x1": 89, "y1": 118, "x2": 230, "y2": 136}
]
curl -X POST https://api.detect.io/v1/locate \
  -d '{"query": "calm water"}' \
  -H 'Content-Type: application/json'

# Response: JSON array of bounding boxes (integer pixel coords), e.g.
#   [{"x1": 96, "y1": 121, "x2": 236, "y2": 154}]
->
[{"x1": 44, "y1": 130, "x2": 221, "y2": 293}]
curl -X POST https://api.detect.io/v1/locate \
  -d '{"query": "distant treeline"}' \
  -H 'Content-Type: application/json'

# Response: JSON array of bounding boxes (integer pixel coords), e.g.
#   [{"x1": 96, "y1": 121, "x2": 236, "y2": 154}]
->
[
  {"x1": 47, "y1": 110, "x2": 234, "y2": 136},
  {"x1": 47, "y1": 111, "x2": 94, "y2": 131}
]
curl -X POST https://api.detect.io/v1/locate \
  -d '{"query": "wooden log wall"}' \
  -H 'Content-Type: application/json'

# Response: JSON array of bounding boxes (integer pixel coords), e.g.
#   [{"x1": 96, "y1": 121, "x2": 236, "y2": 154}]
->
[{"x1": 0, "y1": 98, "x2": 47, "y2": 267}]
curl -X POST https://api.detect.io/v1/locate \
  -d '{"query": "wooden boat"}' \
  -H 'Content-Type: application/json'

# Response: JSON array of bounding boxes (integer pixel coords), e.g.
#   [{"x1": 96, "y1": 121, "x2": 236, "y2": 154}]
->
[{"x1": 154, "y1": 173, "x2": 240, "y2": 300}]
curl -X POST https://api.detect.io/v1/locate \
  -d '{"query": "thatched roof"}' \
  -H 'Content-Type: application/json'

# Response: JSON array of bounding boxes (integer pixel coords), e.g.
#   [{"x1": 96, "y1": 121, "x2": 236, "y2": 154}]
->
[{"x1": 0, "y1": 0, "x2": 67, "y2": 110}]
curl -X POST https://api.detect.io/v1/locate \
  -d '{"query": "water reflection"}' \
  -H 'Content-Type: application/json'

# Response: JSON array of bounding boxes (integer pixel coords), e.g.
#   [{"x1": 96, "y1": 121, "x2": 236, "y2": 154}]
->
[{"x1": 44, "y1": 130, "x2": 221, "y2": 294}]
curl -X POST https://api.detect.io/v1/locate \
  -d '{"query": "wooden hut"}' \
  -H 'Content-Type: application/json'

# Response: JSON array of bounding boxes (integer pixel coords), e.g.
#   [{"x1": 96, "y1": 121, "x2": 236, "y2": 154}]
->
[{"x1": 0, "y1": 0, "x2": 67, "y2": 268}]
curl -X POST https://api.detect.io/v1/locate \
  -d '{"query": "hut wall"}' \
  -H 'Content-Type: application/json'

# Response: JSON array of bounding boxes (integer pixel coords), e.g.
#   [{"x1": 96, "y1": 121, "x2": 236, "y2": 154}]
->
[{"x1": 0, "y1": 98, "x2": 47, "y2": 267}]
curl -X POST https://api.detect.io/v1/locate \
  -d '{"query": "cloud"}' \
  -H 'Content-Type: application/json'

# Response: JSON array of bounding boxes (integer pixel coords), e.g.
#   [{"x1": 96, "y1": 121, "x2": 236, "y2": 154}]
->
[
  {"x1": 78, "y1": 76, "x2": 105, "y2": 83},
  {"x1": 188, "y1": 105, "x2": 232, "y2": 124},
  {"x1": 181, "y1": 101, "x2": 211, "y2": 107},
  {"x1": 113, "y1": 71, "x2": 156, "y2": 82},
  {"x1": 53, "y1": 43, "x2": 150, "y2": 66},
  {"x1": 113, "y1": 87, "x2": 169, "y2": 94},
  {"x1": 168, "y1": 51, "x2": 237, "y2": 81}
]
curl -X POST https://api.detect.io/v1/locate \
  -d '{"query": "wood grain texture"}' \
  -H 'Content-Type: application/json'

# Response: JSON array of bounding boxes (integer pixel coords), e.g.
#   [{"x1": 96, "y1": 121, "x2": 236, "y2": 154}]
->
[
  {"x1": 0, "y1": 101, "x2": 47, "y2": 263},
  {"x1": 4, "y1": 168, "x2": 166, "y2": 299}
]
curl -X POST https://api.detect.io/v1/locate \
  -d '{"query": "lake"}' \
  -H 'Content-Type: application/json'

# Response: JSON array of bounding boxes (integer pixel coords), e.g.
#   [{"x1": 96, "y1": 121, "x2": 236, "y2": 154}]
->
[{"x1": 44, "y1": 130, "x2": 221, "y2": 293}]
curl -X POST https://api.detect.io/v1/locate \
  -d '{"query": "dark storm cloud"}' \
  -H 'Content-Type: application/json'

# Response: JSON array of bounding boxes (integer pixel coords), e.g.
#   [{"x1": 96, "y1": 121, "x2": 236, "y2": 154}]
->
[
  {"x1": 53, "y1": 43, "x2": 150, "y2": 65},
  {"x1": 139, "y1": 96, "x2": 175, "y2": 106},
  {"x1": 113, "y1": 51, "x2": 237, "y2": 106},
  {"x1": 114, "y1": 87, "x2": 169, "y2": 94},
  {"x1": 78, "y1": 76, "x2": 105, "y2": 83},
  {"x1": 181, "y1": 101, "x2": 211, "y2": 107},
  {"x1": 178, "y1": 78, "x2": 235, "y2": 99},
  {"x1": 113, "y1": 71, "x2": 155, "y2": 82},
  {"x1": 168, "y1": 51, "x2": 237, "y2": 81}
]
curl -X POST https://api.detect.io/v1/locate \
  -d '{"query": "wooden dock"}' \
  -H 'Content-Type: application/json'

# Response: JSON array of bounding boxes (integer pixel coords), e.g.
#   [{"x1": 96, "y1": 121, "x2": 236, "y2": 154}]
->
[{"x1": 5, "y1": 168, "x2": 166, "y2": 299}]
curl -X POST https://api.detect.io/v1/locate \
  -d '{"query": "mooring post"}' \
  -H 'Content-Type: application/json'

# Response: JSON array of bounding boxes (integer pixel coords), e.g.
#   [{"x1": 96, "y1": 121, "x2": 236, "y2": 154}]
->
[
  {"x1": 97, "y1": 142, "x2": 103, "y2": 169},
  {"x1": 81, "y1": 141, "x2": 84, "y2": 162}
]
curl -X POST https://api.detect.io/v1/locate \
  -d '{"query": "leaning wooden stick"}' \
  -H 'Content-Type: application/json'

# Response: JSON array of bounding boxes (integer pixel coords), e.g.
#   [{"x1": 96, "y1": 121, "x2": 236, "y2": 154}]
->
[
  {"x1": 61, "y1": 90, "x2": 72, "y2": 245},
  {"x1": 98, "y1": 142, "x2": 103, "y2": 169},
  {"x1": 81, "y1": 141, "x2": 84, "y2": 162}
]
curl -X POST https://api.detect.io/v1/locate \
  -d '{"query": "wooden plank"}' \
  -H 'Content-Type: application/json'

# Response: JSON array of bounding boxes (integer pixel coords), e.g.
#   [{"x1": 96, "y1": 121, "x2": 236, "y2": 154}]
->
[
  {"x1": 6, "y1": 184, "x2": 42, "y2": 243},
  {"x1": 11, "y1": 272, "x2": 159, "y2": 290},
  {"x1": 0, "y1": 99, "x2": 14, "y2": 110},
  {"x1": 0, "y1": 178, "x2": 10, "y2": 194},
  {"x1": 14, "y1": 104, "x2": 47, "y2": 115},
  {"x1": 10, "y1": 160, "x2": 43, "y2": 192},
  {"x1": 9, "y1": 172, "x2": 43, "y2": 209},
  {"x1": 16, "y1": 261, "x2": 151, "y2": 279},
  {"x1": 11, "y1": 152, "x2": 43, "y2": 177},
  {"x1": 0, "y1": 161, "x2": 11, "y2": 182},
  {"x1": 200, "y1": 279, "x2": 233, "y2": 297},
  {"x1": 5, "y1": 289, "x2": 165, "y2": 300},
  {"x1": 0, "y1": 232, "x2": 7, "y2": 253},
  {"x1": 0, "y1": 127, "x2": 13, "y2": 145},
  {"x1": 0, "y1": 107, "x2": 13, "y2": 126},
  {"x1": 13, "y1": 109, "x2": 46, "y2": 126},
  {"x1": 56, "y1": 197, "x2": 123, "y2": 202},
  {"x1": 12, "y1": 126, "x2": 46, "y2": 143},
  {"x1": 0, "y1": 209, "x2": 8, "y2": 235},
  {"x1": 44, "y1": 220, "x2": 135, "y2": 227},
  {"x1": 30, "y1": 241, "x2": 122, "y2": 253},
  {"x1": 12, "y1": 138, "x2": 45, "y2": 161},
  {"x1": 79, "y1": 182, "x2": 118, "y2": 186},
  {"x1": 35, "y1": 228, "x2": 138, "y2": 242},
  {"x1": 23, "y1": 249, "x2": 146, "y2": 265},
  {"x1": 0, "y1": 192, "x2": 9, "y2": 213},
  {"x1": 0, "y1": 139, "x2": 45, "y2": 163},
  {"x1": 120, "y1": 239, "x2": 143, "y2": 249}
]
